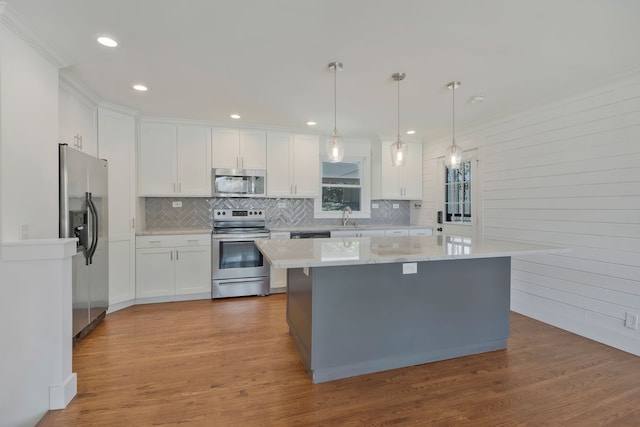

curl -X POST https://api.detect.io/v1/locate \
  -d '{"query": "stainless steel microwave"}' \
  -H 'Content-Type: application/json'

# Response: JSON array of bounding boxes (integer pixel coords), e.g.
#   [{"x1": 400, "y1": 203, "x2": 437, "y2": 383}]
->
[{"x1": 212, "y1": 168, "x2": 266, "y2": 197}]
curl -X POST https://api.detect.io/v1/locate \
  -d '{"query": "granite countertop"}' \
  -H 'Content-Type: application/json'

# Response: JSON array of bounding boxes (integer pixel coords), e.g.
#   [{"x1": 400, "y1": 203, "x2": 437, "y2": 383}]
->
[
  {"x1": 137, "y1": 228, "x2": 212, "y2": 236},
  {"x1": 255, "y1": 235, "x2": 569, "y2": 269}
]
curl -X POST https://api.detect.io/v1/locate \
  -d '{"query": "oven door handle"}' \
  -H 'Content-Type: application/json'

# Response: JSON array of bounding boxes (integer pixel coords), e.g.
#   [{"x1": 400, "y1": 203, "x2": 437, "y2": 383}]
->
[{"x1": 212, "y1": 235, "x2": 271, "y2": 242}]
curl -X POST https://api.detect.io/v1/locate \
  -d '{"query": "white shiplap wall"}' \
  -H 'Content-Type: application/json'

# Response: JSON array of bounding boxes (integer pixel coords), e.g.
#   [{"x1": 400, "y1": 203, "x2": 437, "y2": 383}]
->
[{"x1": 419, "y1": 73, "x2": 640, "y2": 355}]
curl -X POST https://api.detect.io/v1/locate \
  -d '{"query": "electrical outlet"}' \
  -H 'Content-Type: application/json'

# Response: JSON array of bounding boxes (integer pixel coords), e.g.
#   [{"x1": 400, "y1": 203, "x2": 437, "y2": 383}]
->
[
  {"x1": 393, "y1": 203, "x2": 400, "y2": 209},
  {"x1": 624, "y1": 312, "x2": 639, "y2": 330},
  {"x1": 402, "y1": 263, "x2": 417, "y2": 275},
  {"x1": 172, "y1": 201, "x2": 182, "y2": 208},
  {"x1": 372, "y1": 203, "x2": 379, "y2": 209},
  {"x1": 278, "y1": 202, "x2": 286, "y2": 208}
]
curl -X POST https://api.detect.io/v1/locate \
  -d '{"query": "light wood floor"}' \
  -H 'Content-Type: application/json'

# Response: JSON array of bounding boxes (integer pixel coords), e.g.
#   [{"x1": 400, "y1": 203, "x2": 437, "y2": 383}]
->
[{"x1": 38, "y1": 294, "x2": 640, "y2": 426}]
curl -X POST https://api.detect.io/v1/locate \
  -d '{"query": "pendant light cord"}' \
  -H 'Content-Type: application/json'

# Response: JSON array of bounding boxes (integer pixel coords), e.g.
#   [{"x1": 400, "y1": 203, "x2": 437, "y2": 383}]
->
[
  {"x1": 397, "y1": 78, "x2": 401, "y2": 143},
  {"x1": 452, "y1": 84, "x2": 456, "y2": 146},
  {"x1": 333, "y1": 66, "x2": 338, "y2": 136}
]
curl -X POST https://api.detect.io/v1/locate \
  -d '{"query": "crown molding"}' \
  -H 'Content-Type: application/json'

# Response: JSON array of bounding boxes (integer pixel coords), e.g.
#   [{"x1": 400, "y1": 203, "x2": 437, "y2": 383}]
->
[
  {"x1": 98, "y1": 101, "x2": 140, "y2": 117},
  {"x1": 0, "y1": 1, "x2": 70, "y2": 68},
  {"x1": 59, "y1": 71, "x2": 101, "y2": 105}
]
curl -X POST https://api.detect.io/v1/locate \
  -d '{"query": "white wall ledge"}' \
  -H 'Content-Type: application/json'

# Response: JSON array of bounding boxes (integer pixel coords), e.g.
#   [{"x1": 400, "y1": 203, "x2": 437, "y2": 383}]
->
[{"x1": 2, "y1": 238, "x2": 77, "y2": 261}]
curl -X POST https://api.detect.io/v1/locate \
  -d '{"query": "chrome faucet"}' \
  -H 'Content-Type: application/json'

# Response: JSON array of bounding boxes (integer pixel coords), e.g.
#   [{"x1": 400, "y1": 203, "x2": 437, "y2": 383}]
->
[{"x1": 342, "y1": 206, "x2": 352, "y2": 226}]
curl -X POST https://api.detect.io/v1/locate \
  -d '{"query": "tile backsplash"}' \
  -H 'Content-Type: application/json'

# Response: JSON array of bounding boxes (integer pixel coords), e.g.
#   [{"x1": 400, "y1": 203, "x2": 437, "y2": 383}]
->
[{"x1": 144, "y1": 198, "x2": 410, "y2": 229}]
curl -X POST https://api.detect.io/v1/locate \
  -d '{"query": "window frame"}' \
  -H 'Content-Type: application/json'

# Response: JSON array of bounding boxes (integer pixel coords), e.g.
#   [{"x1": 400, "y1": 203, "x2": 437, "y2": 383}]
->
[
  {"x1": 314, "y1": 141, "x2": 371, "y2": 219},
  {"x1": 444, "y1": 160, "x2": 472, "y2": 224}
]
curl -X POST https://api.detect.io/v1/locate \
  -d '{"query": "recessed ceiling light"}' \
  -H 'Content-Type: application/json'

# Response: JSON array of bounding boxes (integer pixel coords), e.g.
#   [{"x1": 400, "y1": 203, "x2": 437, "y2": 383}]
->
[
  {"x1": 97, "y1": 36, "x2": 118, "y2": 47},
  {"x1": 132, "y1": 84, "x2": 148, "y2": 92},
  {"x1": 470, "y1": 95, "x2": 485, "y2": 104},
  {"x1": 406, "y1": 130, "x2": 416, "y2": 135},
  {"x1": 306, "y1": 121, "x2": 317, "y2": 126},
  {"x1": 230, "y1": 114, "x2": 241, "y2": 119}
]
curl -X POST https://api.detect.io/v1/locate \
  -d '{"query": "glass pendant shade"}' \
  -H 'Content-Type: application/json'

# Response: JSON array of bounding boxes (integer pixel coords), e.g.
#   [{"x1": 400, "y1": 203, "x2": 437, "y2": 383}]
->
[
  {"x1": 444, "y1": 143, "x2": 462, "y2": 169},
  {"x1": 390, "y1": 140, "x2": 408, "y2": 166},
  {"x1": 326, "y1": 133, "x2": 344, "y2": 163}
]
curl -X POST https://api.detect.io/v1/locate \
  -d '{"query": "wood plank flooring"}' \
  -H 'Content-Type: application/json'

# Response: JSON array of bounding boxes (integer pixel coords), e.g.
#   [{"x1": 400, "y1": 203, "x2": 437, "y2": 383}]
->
[{"x1": 37, "y1": 294, "x2": 640, "y2": 426}]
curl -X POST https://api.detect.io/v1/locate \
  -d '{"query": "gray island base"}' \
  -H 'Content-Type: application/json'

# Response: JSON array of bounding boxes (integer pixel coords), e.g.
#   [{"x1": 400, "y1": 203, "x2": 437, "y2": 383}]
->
[
  {"x1": 287, "y1": 257, "x2": 511, "y2": 383},
  {"x1": 255, "y1": 235, "x2": 568, "y2": 383}
]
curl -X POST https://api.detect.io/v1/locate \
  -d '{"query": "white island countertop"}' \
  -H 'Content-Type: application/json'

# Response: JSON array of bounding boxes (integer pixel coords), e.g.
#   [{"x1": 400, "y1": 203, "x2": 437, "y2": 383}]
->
[{"x1": 255, "y1": 235, "x2": 569, "y2": 269}]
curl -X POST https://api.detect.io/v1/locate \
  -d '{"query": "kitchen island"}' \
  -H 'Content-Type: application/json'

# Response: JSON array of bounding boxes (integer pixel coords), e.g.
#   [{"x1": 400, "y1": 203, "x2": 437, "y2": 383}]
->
[{"x1": 255, "y1": 235, "x2": 567, "y2": 383}]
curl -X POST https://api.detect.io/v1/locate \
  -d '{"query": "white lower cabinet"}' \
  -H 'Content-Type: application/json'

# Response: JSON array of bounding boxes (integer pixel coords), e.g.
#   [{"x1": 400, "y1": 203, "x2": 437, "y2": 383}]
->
[{"x1": 136, "y1": 234, "x2": 211, "y2": 301}]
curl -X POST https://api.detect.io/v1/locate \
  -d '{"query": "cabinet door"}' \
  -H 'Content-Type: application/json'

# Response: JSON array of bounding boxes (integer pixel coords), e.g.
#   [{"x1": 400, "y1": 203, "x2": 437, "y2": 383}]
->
[
  {"x1": 136, "y1": 248, "x2": 175, "y2": 298},
  {"x1": 58, "y1": 85, "x2": 78, "y2": 148},
  {"x1": 139, "y1": 123, "x2": 177, "y2": 196},
  {"x1": 379, "y1": 145, "x2": 403, "y2": 199},
  {"x1": 402, "y1": 142, "x2": 423, "y2": 199},
  {"x1": 98, "y1": 108, "x2": 136, "y2": 305},
  {"x1": 174, "y1": 246, "x2": 211, "y2": 295},
  {"x1": 76, "y1": 99, "x2": 98, "y2": 156},
  {"x1": 266, "y1": 132, "x2": 293, "y2": 197},
  {"x1": 177, "y1": 126, "x2": 212, "y2": 196},
  {"x1": 58, "y1": 85, "x2": 97, "y2": 156},
  {"x1": 239, "y1": 129, "x2": 266, "y2": 169},
  {"x1": 211, "y1": 127, "x2": 240, "y2": 169},
  {"x1": 292, "y1": 134, "x2": 320, "y2": 197}
]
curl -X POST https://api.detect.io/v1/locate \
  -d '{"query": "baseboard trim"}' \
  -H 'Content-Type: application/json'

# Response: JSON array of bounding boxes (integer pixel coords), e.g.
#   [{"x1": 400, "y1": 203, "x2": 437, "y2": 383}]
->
[{"x1": 49, "y1": 373, "x2": 77, "y2": 409}]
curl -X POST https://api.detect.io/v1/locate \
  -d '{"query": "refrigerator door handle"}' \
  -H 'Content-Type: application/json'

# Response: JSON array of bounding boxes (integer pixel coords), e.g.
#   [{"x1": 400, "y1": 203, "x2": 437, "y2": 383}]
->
[{"x1": 86, "y1": 192, "x2": 99, "y2": 264}]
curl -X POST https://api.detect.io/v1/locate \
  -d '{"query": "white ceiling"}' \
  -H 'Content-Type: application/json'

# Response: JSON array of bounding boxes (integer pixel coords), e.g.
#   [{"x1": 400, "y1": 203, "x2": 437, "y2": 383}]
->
[{"x1": 8, "y1": 0, "x2": 640, "y2": 140}]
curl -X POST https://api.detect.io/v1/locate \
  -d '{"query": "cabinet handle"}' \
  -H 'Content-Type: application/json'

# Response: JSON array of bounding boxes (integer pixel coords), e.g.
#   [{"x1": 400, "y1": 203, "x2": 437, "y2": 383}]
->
[
  {"x1": 132, "y1": 218, "x2": 135, "y2": 229},
  {"x1": 176, "y1": 249, "x2": 179, "y2": 261},
  {"x1": 178, "y1": 182, "x2": 182, "y2": 193},
  {"x1": 290, "y1": 184, "x2": 293, "y2": 194},
  {"x1": 170, "y1": 250, "x2": 173, "y2": 261},
  {"x1": 294, "y1": 184, "x2": 297, "y2": 194},
  {"x1": 236, "y1": 157, "x2": 240, "y2": 168},
  {"x1": 173, "y1": 183, "x2": 176, "y2": 193},
  {"x1": 241, "y1": 157, "x2": 244, "y2": 168}
]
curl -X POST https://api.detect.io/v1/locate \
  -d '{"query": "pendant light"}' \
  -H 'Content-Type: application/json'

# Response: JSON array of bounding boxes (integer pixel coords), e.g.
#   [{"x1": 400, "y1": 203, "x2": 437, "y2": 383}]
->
[
  {"x1": 444, "y1": 81, "x2": 462, "y2": 169},
  {"x1": 326, "y1": 61, "x2": 344, "y2": 163},
  {"x1": 390, "y1": 72, "x2": 408, "y2": 166}
]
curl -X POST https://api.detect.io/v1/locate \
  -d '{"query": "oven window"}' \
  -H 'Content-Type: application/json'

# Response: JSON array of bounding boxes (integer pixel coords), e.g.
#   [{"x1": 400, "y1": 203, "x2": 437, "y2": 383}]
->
[{"x1": 219, "y1": 241, "x2": 264, "y2": 269}]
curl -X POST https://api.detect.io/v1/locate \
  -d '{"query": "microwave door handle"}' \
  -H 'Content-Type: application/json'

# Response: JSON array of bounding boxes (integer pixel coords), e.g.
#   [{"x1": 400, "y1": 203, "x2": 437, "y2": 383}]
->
[{"x1": 87, "y1": 193, "x2": 99, "y2": 264}]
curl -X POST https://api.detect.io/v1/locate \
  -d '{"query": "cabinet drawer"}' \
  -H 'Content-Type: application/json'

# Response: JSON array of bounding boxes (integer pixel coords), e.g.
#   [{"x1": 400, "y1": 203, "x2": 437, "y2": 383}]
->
[
  {"x1": 136, "y1": 233, "x2": 210, "y2": 248},
  {"x1": 409, "y1": 228, "x2": 433, "y2": 236},
  {"x1": 384, "y1": 229, "x2": 409, "y2": 237},
  {"x1": 270, "y1": 231, "x2": 291, "y2": 240}
]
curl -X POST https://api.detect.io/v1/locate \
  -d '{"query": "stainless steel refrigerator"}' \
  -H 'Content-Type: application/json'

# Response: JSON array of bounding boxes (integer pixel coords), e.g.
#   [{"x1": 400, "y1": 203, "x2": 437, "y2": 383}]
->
[{"x1": 59, "y1": 144, "x2": 109, "y2": 343}]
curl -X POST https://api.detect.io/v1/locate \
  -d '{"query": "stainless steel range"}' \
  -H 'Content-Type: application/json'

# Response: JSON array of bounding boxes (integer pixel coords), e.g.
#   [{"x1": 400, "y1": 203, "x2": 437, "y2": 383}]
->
[{"x1": 211, "y1": 209, "x2": 270, "y2": 299}]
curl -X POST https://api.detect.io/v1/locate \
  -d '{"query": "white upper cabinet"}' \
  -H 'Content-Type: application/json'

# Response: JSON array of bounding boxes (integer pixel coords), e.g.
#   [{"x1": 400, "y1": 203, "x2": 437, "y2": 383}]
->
[
  {"x1": 59, "y1": 84, "x2": 97, "y2": 156},
  {"x1": 139, "y1": 123, "x2": 176, "y2": 196},
  {"x1": 267, "y1": 132, "x2": 319, "y2": 198},
  {"x1": 176, "y1": 126, "x2": 212, "y2": 196},
  {"x1": 372, "y1": 140, "x2": 423, "y2": 200},
  {"x1": 138, "y1": 123, "x2": 211, "y2": 196},
  {"x1": 211, "y1": 127, "x2": 266, "y2": 170}
]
